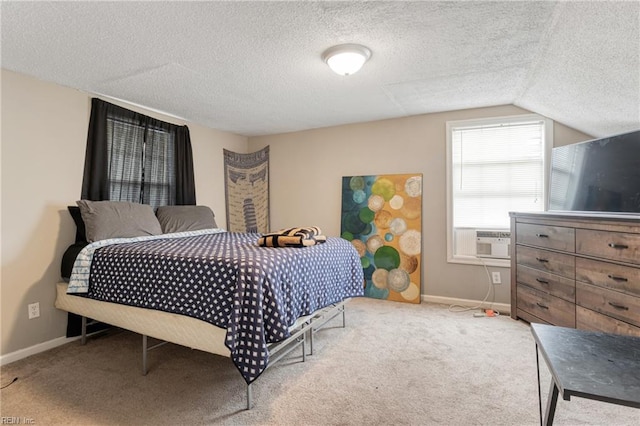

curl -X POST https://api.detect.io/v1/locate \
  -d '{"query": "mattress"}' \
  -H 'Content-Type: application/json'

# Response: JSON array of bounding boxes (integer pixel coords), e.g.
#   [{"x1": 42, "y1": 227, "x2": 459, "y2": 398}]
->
[
  {"x1": 56, "y1": 281, "x2": 324, "y2": 358},
  {"x1": 56, "y1": 281, "x2": 230, "y2": 356}
]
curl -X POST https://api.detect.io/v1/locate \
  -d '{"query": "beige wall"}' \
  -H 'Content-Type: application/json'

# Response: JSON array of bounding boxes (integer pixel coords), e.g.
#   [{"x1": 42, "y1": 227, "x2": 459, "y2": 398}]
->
[
  {"x1": 0, "y1": 69, "x2": 247, "y2": 356},
  {"x1": 248, "y1": 107, "x2": 590, "y2": 306}
]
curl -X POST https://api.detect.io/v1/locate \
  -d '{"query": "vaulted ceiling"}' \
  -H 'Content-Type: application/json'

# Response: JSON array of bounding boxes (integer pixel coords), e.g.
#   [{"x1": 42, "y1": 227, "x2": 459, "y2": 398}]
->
[{"x1": 2, "y1": 1, "x2": 639, "y2": 138}]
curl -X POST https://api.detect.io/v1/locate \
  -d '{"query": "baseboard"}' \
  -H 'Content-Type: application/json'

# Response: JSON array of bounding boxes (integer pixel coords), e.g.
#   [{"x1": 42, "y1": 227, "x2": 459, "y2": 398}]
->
[
  {"x1": 421, "y1": 294, "x2": 511, "y2": 315},
  {"x1": 0, "y1": 335, "x2": 80, "y2": 366}
]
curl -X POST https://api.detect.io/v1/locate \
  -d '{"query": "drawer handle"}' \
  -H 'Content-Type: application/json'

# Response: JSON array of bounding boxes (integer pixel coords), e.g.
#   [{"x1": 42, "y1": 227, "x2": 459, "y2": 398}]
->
[
  {"x1": 535, "y1": 233, "x2": 549, "y2": 238},
  {"x1": 608, "y1": 302, "x2": 629, "y2": 311},
  {"x1": 536, "y1": 302, "x2": 549, "y2": 310},
  {"x1": 608, "y1": 243, "x2": 629, "y2": 249},
  {"x1": 607, "y1": 274, "x2": 628, "y2": 282},
  {"x1": 535, "y1": 257, "x2": 549, "y2": 263},
  {"x1": 535, "y1": 278, "x2": 549, "y2": 284}
]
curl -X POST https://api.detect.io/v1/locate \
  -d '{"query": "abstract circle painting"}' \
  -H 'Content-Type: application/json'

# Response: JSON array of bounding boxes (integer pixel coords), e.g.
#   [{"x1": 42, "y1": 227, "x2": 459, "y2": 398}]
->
[{"x1": 340, "y1": 174, "x2": 422, "y2": 304}]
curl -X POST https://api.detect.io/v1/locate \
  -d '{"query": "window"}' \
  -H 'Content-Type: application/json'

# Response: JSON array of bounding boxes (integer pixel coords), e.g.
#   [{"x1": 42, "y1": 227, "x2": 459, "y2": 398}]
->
[
  {"x1": 81, "y1": 98, "x2": 195, "y2": 208},
  {"x1": 446, "y1": 114, "x2": 553, "y2": 266},
  {"x1": 107, "y1": 116, "x2": 175, "y2": 207}
]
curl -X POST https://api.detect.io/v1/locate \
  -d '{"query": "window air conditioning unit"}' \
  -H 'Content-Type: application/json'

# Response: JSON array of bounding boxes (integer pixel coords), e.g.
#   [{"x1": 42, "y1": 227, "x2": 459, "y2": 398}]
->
[{"x1": 476, "y1": 230, "x2": 511, "y2": 259}]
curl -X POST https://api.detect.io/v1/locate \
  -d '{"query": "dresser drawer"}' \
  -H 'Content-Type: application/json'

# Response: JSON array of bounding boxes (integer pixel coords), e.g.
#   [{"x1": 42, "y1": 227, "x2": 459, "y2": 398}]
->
[
  {"x1": 576, "y1": 257, "x2": 640, "y2": 297},
  {"x1": 576, "y1": 306, "x2": 640, "y2": 337},
  {"x1": 516, "y1": 245, "x2": 575, "y2": 279},
  {"x1": 516, "y1": 284, "x2": 576, "y2": 327},
  {"x1": 516, "y1": 265, "x2": 575, "y2": 302},
  {"x1": 576, "y1": 229, "x2": 640, "y2": 265},
  {"x1": 516, "y1": 223, "x2": 575, "y2": 252},
  {"x1": 576, "y1": 282, "x2": 640, "y2": 328}
]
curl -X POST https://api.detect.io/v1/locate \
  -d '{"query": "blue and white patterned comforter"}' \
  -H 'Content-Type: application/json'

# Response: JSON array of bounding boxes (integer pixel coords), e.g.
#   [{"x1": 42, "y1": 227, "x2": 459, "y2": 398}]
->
[{"x1": 68, "y1": 229, "x2": 364, "y2": 383}]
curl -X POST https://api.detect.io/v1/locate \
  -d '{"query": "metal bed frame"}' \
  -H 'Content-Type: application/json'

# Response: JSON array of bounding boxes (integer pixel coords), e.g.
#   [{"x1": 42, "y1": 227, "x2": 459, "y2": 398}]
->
[{"x1": 80, "y1": 300, "x2": 348, "y2": 409}]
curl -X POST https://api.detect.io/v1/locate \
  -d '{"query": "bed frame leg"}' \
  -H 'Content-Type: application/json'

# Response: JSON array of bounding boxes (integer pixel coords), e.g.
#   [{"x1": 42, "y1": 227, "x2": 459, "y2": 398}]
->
[
  {"x1": 142, "y1": 335, "x2": 148, "y2": 376},
  {"x1": 302, "y1": 336, "x2": 306, "y2": 362},
  {"x1": 309, "y1": 323, "x2": 315, "y2": 356},
  {"x1": 342, "y1": 305, "x2": 346, "y2": 328},
  {"x1": 81, "y1": 316, "x2": 87, "y2": 345},
  {"x1": 246, "y1": 383, "x2": 253, "y2": 410}
]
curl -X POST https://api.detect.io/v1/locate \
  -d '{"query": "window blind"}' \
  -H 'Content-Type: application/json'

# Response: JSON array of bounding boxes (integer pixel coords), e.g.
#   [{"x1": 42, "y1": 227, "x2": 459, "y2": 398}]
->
[{"x1": 451, "y1": 120, "x2": 545, "y2": 229}]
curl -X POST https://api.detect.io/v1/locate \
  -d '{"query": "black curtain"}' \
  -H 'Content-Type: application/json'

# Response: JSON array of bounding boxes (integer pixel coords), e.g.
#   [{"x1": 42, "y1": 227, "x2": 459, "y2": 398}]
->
[
  {"x1": 175, "y1": 126, "x2": 196, "y2": 205},
  {"x1": 81, "y1": 98, "x2": 196, "y2": 205},
  {"x1": 81, "y1": 98, "x2": 111, "y2": 201}
]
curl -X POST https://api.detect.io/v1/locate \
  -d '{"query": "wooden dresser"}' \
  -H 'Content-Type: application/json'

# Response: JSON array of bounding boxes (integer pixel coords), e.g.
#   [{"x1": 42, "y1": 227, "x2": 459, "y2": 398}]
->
[{"x1": 510, "y1": 212, "x2": 640, "y2": 336}]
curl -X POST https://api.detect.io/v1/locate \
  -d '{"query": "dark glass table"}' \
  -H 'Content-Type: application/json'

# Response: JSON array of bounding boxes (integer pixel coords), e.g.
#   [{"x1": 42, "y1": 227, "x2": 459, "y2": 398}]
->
[{"x1": 530, "y1": 323, "x2": 640, "y2": 425}]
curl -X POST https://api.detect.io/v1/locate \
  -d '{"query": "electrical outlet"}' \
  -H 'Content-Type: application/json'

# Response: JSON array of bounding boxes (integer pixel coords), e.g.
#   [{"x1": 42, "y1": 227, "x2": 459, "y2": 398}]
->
[
  {"x1": 28, "y1": 302, "x2": 40, "y2": 319},
  {"x1": 491, "y1": 272, "x2": 502, "y2": 285}
]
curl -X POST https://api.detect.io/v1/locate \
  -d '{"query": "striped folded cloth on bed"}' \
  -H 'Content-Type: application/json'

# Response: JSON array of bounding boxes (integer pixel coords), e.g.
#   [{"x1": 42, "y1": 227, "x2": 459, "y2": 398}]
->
[{"x1": 258, "y1": 226, "x2": 327, "y2": 247}]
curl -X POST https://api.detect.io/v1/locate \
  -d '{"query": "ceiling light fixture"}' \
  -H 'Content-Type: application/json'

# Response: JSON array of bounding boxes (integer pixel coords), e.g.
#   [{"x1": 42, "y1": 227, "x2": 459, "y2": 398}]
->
[{"x1": 322, "y1": 44, "x2": 372, "y2": 76}]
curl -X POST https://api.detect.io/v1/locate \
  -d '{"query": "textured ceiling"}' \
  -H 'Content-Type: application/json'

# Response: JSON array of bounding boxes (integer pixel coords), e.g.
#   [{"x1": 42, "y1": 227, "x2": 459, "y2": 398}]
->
[{"x1": 2, "y1": 1, "x2": 639, "y2": 137}]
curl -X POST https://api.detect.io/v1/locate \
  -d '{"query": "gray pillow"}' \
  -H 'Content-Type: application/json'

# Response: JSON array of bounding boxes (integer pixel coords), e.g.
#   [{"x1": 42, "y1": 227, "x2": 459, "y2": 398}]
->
[
  {"x1": 77, "y1": 200, "x2": 163, "y2": 242},
  {"x1": 156, "y1": 205, "x2": 218, "y2": 234}
]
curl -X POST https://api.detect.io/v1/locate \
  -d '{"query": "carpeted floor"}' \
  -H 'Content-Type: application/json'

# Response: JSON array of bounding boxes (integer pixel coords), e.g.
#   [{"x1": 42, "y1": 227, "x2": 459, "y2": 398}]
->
[{"x1": 1, "y1": 297, "x2": 638, "y2": 425}]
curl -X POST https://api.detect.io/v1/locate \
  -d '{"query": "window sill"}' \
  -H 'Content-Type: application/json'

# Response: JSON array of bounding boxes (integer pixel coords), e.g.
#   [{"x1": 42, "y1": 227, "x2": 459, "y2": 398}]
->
[{"x1": 447, "y1": 255, "x2": 510, "y2": 268}]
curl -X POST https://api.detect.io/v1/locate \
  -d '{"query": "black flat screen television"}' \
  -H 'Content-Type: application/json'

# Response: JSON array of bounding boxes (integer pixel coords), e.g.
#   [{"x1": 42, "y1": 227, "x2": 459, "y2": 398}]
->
[{"x1": 548, "y1": 130, "x2": 640, "y2": 215}]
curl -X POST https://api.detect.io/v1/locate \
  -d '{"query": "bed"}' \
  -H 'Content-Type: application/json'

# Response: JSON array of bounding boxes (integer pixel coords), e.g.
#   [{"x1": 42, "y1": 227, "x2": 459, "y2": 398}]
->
[{"x1": 55, "y1": 201, "x2": 364, "y2": 409}]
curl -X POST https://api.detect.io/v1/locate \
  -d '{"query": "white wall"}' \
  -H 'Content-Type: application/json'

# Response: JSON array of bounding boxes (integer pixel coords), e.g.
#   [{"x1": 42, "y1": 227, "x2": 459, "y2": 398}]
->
[
  {"x1": 0, "y1": 69, "x2": 247, "y2": 356},
  {"x1": 248, "y1": 108, "x2": 590, "y2": 306}
]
